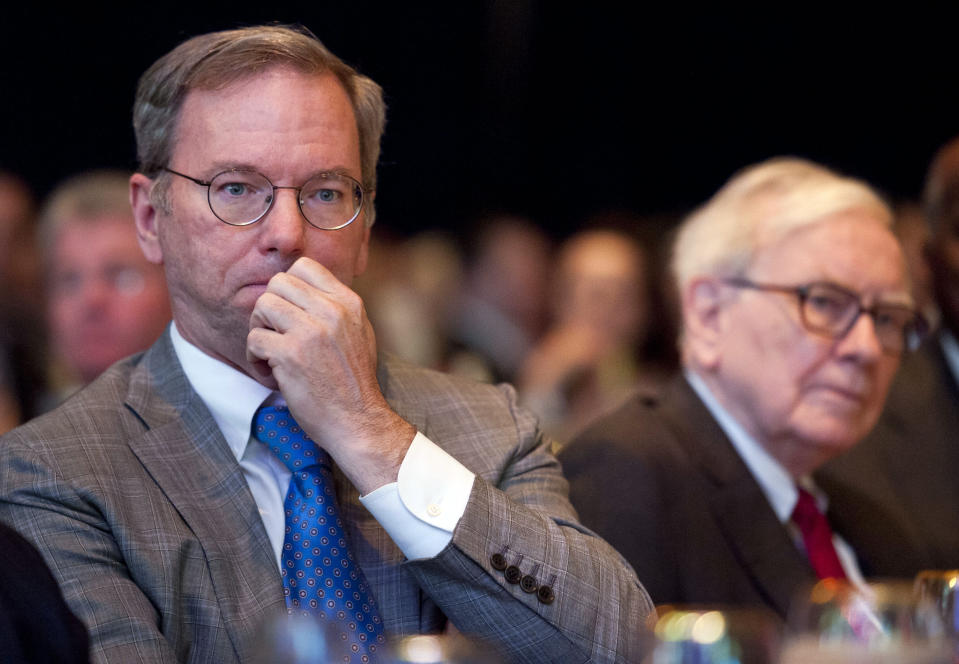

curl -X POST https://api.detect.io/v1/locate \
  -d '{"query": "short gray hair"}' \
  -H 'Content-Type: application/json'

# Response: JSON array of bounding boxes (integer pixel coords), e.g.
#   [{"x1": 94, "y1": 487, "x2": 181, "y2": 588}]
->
[
  {"x1": 38, "y1": 169, "x2": 134, "y2": 258},
  {"x1": 133, "y1": 24, "x2": 386, "y2": 226},
  {"x1": 672, "y1": 157, "x2": 892, "y2": 295}
]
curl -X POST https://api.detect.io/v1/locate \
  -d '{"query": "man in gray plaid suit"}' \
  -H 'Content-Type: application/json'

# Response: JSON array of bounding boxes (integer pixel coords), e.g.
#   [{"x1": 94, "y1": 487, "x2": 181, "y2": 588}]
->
[{"x1": 0, "y1": 24, "x2": 652, "y2": 664}]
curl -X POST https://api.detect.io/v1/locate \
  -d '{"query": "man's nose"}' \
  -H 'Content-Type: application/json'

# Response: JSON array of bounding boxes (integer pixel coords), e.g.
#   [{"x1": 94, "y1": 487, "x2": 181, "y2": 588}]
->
[
  {"x1": 72, "y1": 276, "x2": 114, "y2": 320},
  {"x1": 836, "y1": 310, "x2": 885, "y2": 360},
  {"x1": 258, "y1": 187, "x2": 306, "y2": 254}
]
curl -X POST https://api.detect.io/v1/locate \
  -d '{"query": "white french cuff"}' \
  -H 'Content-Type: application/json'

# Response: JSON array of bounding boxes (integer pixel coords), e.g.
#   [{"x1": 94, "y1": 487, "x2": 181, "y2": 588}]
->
[{"x1": 359, "y1": 432, "x2": 476, "y2": 560}]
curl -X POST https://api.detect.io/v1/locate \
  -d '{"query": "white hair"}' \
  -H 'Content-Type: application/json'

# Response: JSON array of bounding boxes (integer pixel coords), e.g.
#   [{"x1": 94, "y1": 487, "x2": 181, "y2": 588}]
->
[{"x1": 671, "y1": 157, "x2": 893, "y2": 296}]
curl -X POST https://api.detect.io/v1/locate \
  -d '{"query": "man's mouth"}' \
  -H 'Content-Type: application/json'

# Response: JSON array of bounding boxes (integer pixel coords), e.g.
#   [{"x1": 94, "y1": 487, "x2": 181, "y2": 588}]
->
[{"x1": 812, "y1": 384, "x2": 869, "y2": 406}]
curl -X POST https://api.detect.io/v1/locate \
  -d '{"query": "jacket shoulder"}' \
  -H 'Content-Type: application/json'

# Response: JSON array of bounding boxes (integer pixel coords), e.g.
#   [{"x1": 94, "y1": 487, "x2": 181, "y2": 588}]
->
[
  {"x1": 1, "y1": 354, "x2": 148, "y2": 455},
  {"x1": 563, "y1": 387, "x2": 678, "y2": 461}
]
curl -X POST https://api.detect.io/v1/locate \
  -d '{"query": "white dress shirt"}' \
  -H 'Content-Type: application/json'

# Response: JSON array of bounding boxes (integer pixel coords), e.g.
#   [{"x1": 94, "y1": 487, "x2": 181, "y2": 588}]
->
[
  {"x1": 169, "y1": 323, "x2": 475, "y2": 566},
  {"x1": 685, "y1": 369, "x2": 866, "y2": 586}
]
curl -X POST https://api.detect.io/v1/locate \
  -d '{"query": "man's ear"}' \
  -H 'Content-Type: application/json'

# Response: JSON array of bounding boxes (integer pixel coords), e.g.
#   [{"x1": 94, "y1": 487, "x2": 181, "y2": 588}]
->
[
  {"x1": 130, "y1": 173, "x2": 164, "y2": 265},
  {"x1": 682, "y1": 276, "x2": 725, "y2": 370}
]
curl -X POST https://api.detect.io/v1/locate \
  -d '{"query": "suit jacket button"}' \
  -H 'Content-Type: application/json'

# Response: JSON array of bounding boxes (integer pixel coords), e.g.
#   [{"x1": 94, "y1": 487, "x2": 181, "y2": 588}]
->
[
  {"x1": 537, "y1": 585, "x2": 555, "y2": 604},
  {"x1": 490, "y1": 553, "x2": 507, "y2": 571},
  {"x1": 505, "y1": 565, "x2": 522, "y2": 584},
  {"x1": 520, "y1": 574, "x2": 538, "y2": 593}
]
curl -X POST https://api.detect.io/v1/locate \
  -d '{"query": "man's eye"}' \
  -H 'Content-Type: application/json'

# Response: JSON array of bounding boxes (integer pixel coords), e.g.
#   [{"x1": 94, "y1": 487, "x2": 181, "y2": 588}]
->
[
  {"x1": 310, "y1": 188, "x2": 341, "y2": 203},
  {"x1": 807, "y1": 293, "x2": 846, "y2": 315},
  {"x1": 874, "y1": 308, "x2": 909, "y2": 331},
  {"x1": 107, "y1": 266, "x2": 146, "y2": 294},
  {"x1": 222, "y1": 182, "x2": 248, "y2": 197}
]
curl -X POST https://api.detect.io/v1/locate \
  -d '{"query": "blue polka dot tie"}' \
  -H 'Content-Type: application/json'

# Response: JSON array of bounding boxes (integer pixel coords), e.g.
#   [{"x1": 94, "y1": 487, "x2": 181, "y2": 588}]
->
[{"x1": 253, "y1": 405, "x2": 386, "y2": 662}]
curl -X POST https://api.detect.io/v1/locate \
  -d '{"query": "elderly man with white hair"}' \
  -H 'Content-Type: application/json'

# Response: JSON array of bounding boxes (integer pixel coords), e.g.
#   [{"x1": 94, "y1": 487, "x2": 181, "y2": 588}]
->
[{"x1": 560, "y1": 157, "x2": 933, "y2": 619}]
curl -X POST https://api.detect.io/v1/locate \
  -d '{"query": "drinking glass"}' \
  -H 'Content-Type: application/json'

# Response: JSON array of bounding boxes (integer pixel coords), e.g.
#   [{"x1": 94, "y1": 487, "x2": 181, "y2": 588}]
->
[
  {"x1": 640, "y1": 604, "x2": 782, "y2": 664},
  {"x1": 248, "y1": 612, "x2": 354, "y2": 664},
  {"x1": 387, "y1": 633, "x2": 502, "y2": 663},
  {"x1": 915, "y1": 569, "x2": 959, "y2": 658},
  {"x1": 779, "y1": 579, "x2": 954, "y2": 663}
]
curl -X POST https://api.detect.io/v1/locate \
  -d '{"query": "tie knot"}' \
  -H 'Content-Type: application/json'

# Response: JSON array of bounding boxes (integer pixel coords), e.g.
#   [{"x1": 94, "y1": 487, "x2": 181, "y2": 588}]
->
[
  {"x1": 792, "y1": 487, "x2": 822, "y2": 530},
  {"x1": 253, "y1": 406, "x2": 330, "y2": 473},
  {"x1": 791, "y1": 486, "x2": 847, "y2": 580}
]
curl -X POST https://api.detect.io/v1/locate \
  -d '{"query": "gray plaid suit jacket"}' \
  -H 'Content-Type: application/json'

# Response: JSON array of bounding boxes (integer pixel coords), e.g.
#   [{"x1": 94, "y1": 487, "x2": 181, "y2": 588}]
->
[{"x1": 0, "y1": 330, "x2": 652, "y2": 663}]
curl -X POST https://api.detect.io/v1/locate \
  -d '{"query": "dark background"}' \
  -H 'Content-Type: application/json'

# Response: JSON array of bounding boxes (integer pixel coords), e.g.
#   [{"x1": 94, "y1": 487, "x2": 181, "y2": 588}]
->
[{"x1": 2, "y1": 3, "x2": 958, "y2": 241}]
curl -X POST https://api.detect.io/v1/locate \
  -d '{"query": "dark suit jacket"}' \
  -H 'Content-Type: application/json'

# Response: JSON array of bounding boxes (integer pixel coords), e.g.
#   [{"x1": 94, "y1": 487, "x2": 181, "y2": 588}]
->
[
  {"x1": 560, "y1": 375, "x2": 930, "y2": 621},
  {"x1": 0, "y1": 520, "x2": 89, "y2": 663},
  {"x1": 818, "y1": 336, "x2": 959, "y2": 570},
  {"x1": 0, "y1": 331, "x2": 652, "y2": 664}
]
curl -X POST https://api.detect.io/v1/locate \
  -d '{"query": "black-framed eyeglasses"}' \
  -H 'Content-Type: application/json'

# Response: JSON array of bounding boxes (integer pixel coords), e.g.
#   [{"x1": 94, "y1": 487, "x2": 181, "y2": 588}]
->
[
  {"x1": 723, "y1": 278, "x2": 929, "y2": 354},
  {"x1": 163, "y1": 167, "x2": 365, "y2": 230}
]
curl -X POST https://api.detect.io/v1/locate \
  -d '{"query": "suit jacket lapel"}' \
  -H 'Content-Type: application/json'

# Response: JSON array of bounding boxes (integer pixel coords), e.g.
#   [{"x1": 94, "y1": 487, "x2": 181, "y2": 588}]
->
[
  {"x1": 660, "y1": 377, "x2": 815, "y2": 618},
  {"x1": 124, "y1": 332, "x2": 285, "y2": 659}
]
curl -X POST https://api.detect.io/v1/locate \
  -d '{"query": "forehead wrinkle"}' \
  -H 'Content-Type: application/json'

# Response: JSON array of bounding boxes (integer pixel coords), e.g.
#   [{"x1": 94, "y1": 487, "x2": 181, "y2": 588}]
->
[
  {"x1": 753, "y1": 211, "x2": 905, "y2": 276},
  {"x1": 173, "y1": 72, "x2": 361, "y2": 184}
]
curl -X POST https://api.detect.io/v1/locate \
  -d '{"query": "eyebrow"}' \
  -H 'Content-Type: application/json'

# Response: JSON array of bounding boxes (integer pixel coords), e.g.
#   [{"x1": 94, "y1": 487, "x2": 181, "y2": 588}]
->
[
  {"x1": 204, "y1": 161, "x2": 259, "y2": 175},
  {"x1": 811, "y1": 277, "x2": 914, "y2": 309},
  {"x1": 852, "y1": 287, "x2": 914, "y2": 309},
  {"x1": 878, "y1": 292, "x2": 915, "y2": 308}
]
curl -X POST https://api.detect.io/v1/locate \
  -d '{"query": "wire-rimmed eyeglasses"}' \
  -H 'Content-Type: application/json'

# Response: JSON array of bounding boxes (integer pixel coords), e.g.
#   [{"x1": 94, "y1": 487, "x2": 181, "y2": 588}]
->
[
  {"x1": 723, "y1": 278, "x2": 929, "y2": 354},
  {"x1": 163, "y1": 167, "x2": 365, "y2": 230}
]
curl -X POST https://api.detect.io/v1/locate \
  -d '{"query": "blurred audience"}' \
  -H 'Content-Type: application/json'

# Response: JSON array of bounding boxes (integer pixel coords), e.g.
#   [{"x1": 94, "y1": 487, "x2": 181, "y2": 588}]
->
[
  {"x1": 0, "y1": 171, "x2": 46, "y2": 433},
  {"x1": 355, "y1": 230, "x2": 464, "y2": 371},
  {"x1": 518, "y1": 224, "x2": 674, "y2": 445},
  {"x1": 39, "y1": 170, "x2": 171, "y2": 406},
  {"x1": 445, "y1": 214, "x2": 553, "y2": 383},
  {"x1": 0, "y1": 171, "x2": 42, "y2": 305},
  {"x1": 356, "y1": 211, "x2": 681, "y2": 448},
  {"x1": 561, "y1": 157, "x2": 932, "y2": 618},
  {"x1": 818, "y1": 137, "x2": 959, "y2": 569}
]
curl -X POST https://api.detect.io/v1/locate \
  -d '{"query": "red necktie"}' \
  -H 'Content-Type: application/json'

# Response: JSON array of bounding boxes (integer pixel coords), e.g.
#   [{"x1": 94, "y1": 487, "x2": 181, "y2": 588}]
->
[{"x1": 792, "y1": 487, "x2": 847, "y2": 580}]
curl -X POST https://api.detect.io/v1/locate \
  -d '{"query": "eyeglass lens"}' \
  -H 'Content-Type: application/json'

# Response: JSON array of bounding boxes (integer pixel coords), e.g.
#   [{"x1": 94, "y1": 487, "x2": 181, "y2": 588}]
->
[{"x1": 801, "y1": 284, "x2": 919, "y2": 352}]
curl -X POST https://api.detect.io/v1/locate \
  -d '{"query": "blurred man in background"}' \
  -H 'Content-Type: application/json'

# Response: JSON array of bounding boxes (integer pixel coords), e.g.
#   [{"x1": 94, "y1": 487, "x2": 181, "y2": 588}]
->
[
  {"x1": 445, "y1": 214, "x2": 553, "y2": 383},
  {"x1": 561, "y1": 157, "x2": 932, "y2": 618},
  {"x1": 519, "y1": 227, "x2": 661, "y2": 445},
  {"x1": 39, "y1": 170, "x2": 171, "y2": 404}
]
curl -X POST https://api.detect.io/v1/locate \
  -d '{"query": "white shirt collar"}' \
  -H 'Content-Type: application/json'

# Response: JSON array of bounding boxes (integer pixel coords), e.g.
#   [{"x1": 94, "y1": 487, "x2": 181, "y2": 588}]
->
[
  {"x1": 684, "y1": 368, "x2": 814, "y2": 522},
  {"x1": 940, "y1": 330, "x2": 959, "y2": 385},
  {"x1": 169, "y1": 322, "x2": 273, "y2": 462}
]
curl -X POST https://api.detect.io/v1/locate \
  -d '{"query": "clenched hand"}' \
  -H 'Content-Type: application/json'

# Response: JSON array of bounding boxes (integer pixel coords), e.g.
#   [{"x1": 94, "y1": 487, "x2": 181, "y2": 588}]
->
[{"x1": 246, "y1": 256, "x2": 415, "y2": 494}]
